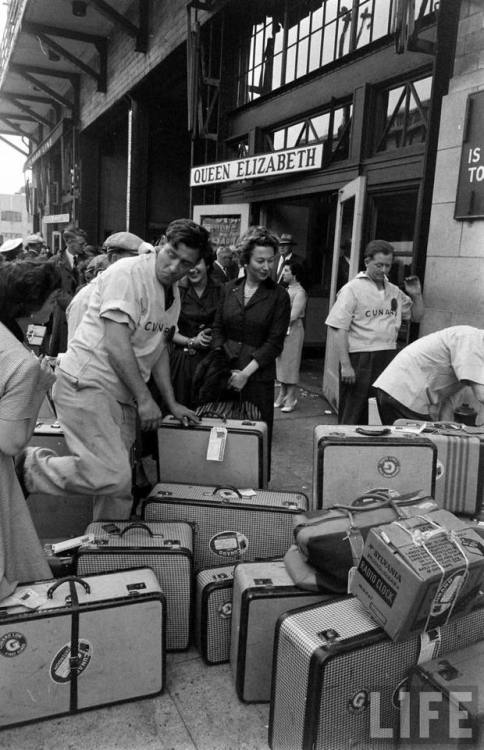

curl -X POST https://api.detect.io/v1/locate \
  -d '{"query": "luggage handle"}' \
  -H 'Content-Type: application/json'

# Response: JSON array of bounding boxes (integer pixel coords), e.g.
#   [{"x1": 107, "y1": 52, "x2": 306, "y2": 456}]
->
[
  {"x1": 119, "y1": 523, "x2": 154, "y2": 538},
  {"x1": 355, "y1": 427, "x2": 391, "y2": 436},
  {"x1": 213, "y1": 485, "x2": 243, "y2": 499},
  {"x1": 295, "y1": 491, "x2": 426, "y2": 529},
  {"x1": 47, "y1": 576, "x2": 91, "y2": 599}
]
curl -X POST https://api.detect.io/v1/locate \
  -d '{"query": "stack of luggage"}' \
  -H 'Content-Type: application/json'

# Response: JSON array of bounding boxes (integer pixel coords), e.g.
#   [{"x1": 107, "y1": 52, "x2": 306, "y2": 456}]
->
[{"x1": 2, "y1": 415, "x2": 483, "y2": 748}]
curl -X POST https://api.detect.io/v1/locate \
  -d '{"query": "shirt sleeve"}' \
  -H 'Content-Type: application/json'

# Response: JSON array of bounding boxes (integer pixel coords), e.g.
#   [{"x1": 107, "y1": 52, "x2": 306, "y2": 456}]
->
[
  {"x1": 325, "y1": 284, "x2": 356, "y2": 330},
  {"x1": 451, "y1": 330, "x2": 484, "y2": 385},
  {"x1": 98, "y1": 264, "x2": 139, "y2": 330},
  {"x1": 0, "y1": 354, "x2": 39, "y2": 422}
]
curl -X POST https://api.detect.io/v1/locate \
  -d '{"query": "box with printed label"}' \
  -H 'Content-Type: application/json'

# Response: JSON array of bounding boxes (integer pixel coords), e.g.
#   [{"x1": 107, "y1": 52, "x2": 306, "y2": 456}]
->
[{"x1": 350, "y1": 509, "x2": 484, "y2": 641}]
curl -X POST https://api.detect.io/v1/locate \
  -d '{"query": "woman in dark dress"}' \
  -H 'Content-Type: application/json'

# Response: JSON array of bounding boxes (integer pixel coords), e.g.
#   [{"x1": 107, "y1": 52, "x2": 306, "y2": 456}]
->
[
  {"x1": 170, "y1": 255, "x2": 223, "y2": 408},
  {"x1": 211, "y1": 226, "x2": 290, "y2": 470}
]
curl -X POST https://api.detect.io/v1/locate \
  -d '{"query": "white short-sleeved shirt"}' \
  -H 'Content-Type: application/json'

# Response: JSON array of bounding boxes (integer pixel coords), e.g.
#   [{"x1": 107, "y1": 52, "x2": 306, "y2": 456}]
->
[
  {"x1": 60, "y1": 253, "x2": 180, "y2": 403},
  {"x1": 325, "y1": 272, "x2": 412, "y2": 353},
  {"x1": 66, "y1": 278, "x2": 97, "y2": 344},
  {"x1": 374, "y1": 326, "x2": 484, "y2": 413}
]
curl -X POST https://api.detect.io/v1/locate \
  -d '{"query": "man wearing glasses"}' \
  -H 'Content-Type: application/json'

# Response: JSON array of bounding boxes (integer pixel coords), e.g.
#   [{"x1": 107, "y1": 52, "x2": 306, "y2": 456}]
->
[{"x1": 20, "y1": 219, "x2": 209, "y2": 520}]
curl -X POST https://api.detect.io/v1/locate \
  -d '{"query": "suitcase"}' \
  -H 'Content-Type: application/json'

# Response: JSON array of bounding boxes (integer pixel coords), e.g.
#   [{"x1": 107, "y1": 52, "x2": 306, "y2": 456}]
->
[
  {"x1": 393, "y1": 421, "x2": 484, "y2": 516},
  {"x1": 312, "y1": 425, "x2": 437, "y2": 510},
  {"x1": 75, "y1": 521, "x2": 193, "y2": 651},
  {"x1": 157, "y1": 414, "x2": 269, "y2": 488},
  {"x1": 231, "y1": 561, "x2": 340, "y2": 703},
  {"x1": 269, "y1": 594, "x2": 484, "y2": 750},
  {"x1": 0, "y1": 568, "x2": 165, "y2": 729},
  {"x1": 26, "y1": 420, "x2": 94, "y2": 538},
  {"x1": 402, "y1": 640, "x2": 484, "y2": 748},
  {"x1": 195, "y1": 565, "x2": 235, "y2": 664},
  {"x1": 142, "y1": 483, "x2": 308, "y2": 572}
]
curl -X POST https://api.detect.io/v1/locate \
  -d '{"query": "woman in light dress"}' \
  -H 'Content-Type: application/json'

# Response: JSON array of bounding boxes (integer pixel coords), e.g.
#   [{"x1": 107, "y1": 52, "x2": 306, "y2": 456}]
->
[{"x1": 274, "y1": 261, "x2": 307, "y2": 412}]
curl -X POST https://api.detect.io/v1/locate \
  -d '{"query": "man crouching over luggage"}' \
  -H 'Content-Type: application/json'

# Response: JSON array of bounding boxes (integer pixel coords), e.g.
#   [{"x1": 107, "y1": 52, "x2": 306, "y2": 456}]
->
[{"x1": 18, "y1": 219, "x2": 208, "y2": 520}]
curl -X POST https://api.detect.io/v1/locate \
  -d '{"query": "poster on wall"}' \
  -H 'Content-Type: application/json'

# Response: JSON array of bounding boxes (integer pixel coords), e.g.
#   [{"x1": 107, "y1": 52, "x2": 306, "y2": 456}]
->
[
  {"x1": 455, "y1": 90, "x2": 484, "y2": 220},
  {"x1": 193, "y1": 203, "x2": 250, "y2": 247}
]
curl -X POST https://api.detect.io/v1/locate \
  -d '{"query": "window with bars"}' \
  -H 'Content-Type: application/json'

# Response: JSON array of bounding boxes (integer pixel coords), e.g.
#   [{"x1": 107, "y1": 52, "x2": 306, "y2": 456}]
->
[
  {"x1": 265, "y1": 102, "x2": 353, "y2": 163},
  {"x1": 235, "y1": 0, "x2": 437, "y2": 106},
  {"x1": 375, "y1": 75, "x2": 432, "y2": 152}
]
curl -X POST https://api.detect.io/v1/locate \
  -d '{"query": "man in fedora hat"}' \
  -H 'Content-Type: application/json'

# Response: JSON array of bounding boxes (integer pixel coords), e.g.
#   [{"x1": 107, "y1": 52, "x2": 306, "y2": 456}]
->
[{"x1": 274, "y1": 233, "x2": 305, "y2": 284}]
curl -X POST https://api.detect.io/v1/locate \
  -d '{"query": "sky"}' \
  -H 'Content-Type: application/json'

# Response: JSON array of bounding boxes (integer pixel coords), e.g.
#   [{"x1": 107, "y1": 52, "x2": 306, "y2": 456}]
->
[{"x1": 0, "y1": 2, "x2": 28, "y2": 194}]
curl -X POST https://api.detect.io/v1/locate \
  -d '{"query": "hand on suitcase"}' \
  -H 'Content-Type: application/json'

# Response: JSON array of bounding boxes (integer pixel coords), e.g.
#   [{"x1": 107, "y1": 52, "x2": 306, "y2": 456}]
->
[
  {"x1": 37, "y1": 357, "x2": 57, "y2": 391},
  {"x1": 170, "y1": 402, "x2": 200, "y2": 427},
  {"x1": 138, "y1": 394, "x2": 164, "y2": 431}
]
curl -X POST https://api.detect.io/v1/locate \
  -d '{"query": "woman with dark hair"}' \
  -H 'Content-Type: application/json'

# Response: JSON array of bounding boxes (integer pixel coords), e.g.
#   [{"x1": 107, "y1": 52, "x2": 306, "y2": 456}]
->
[
  {"x1": 0, "y1": 259, "x2": 61, "y2": 600},
  {"x1": 274, "y1": 260, "x2": 308, "y2": 412},
  {"x1": 170, "y1": 250, "x2": 223, "y2": 408},
  {"x1": 211, "y1": 226, "x2": 290, "y2": 468}
]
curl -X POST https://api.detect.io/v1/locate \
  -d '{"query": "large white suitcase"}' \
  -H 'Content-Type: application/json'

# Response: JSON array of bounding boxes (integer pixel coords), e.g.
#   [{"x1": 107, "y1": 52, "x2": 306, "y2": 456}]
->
[
  {"x1": 312, "y1": 425, "x2": 437, "y2": 510},
  {"x1": 269, "y1": 595, "x2": 484, "y2": 750},
  {"x1": 26, "y1": 420, "x2": 94, "y2": 538},
  {"x1": 142, "y1": 483, "x2": 308, "y2": 572},
  {"x1": 157, "y1": 414, "x2": 268, "y2": 488},
  {"x1": 230, "y1": 561, "x2": 339, "y2": 703},
  {"x1": 75, "y1": 521, "x2": 193, "y2": 651},
  {"x1": 0, "y1": 569, "x2": 165, "y2": 729}
]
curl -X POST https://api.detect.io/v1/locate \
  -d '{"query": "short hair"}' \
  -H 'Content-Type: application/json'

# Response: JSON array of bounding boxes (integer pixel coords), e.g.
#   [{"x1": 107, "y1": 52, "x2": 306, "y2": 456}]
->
[
  {"x1": 282, "y1": 259, "x2": 305, "y2": 283},
  {"x1": 364, "y1": 239, "x2": 394, "y2": 260},
  {"x1": 0, "y1": 258, "x2": 62, "y2": 321},
  {"x1": 237, "y1": 226, "x2": 279, "y2": 266},
  {"x1": 63, "y1": 224, "x2": 87, "y2": 242},
  {"x1": 165, "y1": 218, "x2": 212, "y2": 266}
]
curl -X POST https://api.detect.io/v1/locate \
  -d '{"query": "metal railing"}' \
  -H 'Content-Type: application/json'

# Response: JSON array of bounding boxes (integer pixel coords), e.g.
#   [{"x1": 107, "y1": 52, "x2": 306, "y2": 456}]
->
[{"x1": 0, "y1": 0, "x2": 29, "y2": 90}]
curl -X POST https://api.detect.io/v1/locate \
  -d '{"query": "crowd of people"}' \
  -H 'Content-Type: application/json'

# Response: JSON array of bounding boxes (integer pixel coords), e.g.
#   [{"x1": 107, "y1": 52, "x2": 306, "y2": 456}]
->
[{"x1": 1, "y1": 221, "x2": 483, "y2": 600}]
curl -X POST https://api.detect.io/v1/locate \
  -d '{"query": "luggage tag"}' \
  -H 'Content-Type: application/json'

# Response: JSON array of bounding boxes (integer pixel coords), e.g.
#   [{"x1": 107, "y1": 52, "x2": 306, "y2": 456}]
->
[
  {"x1": 206, "y1": 426, "x2": 227, "y2": 462},
  {"x1": 0, "y1": 588, "x2": 47, "y2": 611}
]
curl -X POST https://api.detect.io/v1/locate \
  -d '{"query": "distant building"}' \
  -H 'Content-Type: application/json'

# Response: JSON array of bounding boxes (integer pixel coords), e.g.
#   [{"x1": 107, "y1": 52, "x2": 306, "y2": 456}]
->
[{"x1": 0, "y1": 193, "x2": 31, "y2": 244}]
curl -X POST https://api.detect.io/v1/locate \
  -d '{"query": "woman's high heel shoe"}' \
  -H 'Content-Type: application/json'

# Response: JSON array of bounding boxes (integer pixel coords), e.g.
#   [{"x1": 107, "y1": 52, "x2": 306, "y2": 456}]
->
[
  {"x1": 281, "y1": 399, "x2": 297, "y2": 413},
  {"x1": 274, "y1": 393, "x2": 286, "y2": 408}
]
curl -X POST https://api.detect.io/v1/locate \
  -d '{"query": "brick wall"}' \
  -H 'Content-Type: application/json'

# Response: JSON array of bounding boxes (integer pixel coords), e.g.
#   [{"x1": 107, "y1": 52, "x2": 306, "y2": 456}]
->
[{"x1": 422, "y1": 0, "x2": 484, "y2": 334}]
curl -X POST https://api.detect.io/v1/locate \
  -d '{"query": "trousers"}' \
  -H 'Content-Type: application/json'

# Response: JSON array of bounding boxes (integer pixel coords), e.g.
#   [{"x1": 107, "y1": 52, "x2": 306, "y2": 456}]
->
[
  {"x1": 24, "y1": 369, "x2": 136, "y2": 520},
  {"x1": 338, "y1": 349, "x2": 396, "y2": 425}
]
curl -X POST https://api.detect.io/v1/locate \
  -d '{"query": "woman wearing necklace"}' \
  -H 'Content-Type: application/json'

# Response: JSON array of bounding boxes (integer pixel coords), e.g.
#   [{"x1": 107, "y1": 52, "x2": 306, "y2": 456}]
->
[
  {"x1": 170, "y1": 252, "x2": 222, "y2": 408},
  {"x1": 274, "y1": 260, "x2": 308, "y2": 413},
  {"x1": 211, "y1": 226, "x2": 290, "y2": 474}
]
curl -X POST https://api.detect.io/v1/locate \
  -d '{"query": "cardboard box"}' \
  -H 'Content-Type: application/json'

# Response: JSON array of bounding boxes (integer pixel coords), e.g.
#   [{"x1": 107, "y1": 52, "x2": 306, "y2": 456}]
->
[{"x1": 350, "y1": 509, "x2": 484, "y2": 641}]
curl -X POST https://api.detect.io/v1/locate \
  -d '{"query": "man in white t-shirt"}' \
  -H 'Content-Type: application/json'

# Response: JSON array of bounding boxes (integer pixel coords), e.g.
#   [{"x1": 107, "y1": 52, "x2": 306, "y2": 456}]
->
[
  {"x1": 325, "y1": 239, "x2": 424, "y2": 424},
  {"x1": 374, "y1": 326, "x2": 484, "y2": 423},
  {"x1": 21, "y1": 219, "x2": 210, "y2": 519}
]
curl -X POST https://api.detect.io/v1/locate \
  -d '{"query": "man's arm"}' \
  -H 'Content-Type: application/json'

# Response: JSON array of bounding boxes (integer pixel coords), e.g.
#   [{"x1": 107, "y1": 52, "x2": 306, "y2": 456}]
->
[
  {"x1": 103, "y1": 318, "x2": 163, "y2": 431},
  {"x1": 151, "y1": 346, "x2": 199, "y2": 424},
  {"x1": 331, "y1": 327, "x2": 355, "y2": 384},
  {"x1": 403, "y1": 276, "x2": 424, "y2": 322}
]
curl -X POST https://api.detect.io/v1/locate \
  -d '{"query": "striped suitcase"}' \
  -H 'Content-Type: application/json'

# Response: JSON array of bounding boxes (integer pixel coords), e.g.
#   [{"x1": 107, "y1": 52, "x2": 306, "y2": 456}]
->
[
  {"x1": 269, "y1": 595, "x2": 484, "y2": 750},
  {"x1": 231, "y1": 561, "x2": 340, "y2": 703},
  {"x1": 195, "y1": 565, "x2": 235, "y2": 664},
  {"x1": 312, "y1": 425, "x2": 437, "y2": 510},
  {"x1": 26, "y1": 420, "x2": 94, "y2": 538},
  {"x1": 157, "y1": 415, "x2": 268, "y2": 488},
  {"x1": 75, "y1": 521, "x2": 192, "y2": 651},
  {"x1": 393, "y1": 421, "x2": 484, "y2": 516},
  {"x1": 0, "y1": 569, "x2": 165, "y2": 729},
  {"x1": 142, "y1": 484, "x2": 308, "y2": 572}
]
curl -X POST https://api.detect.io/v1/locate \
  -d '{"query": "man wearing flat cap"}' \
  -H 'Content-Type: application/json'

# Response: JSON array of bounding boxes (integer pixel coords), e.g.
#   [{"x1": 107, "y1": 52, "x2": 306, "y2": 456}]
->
[
  {"x1": 20, "y1": 219, "x2": 210, "y2": 520},
  {"x1": 24, "y1": 233, "x2": 45, "y2": 259},
  {"x1": 274, "y1": 234, "x2": 305, "y2": 284},
  {"x1": 66, "y1": 231, "x2": 142, "y2": 342},
  {"x1": 325, "y1": 239, "x2": 424, "y2": 424}
]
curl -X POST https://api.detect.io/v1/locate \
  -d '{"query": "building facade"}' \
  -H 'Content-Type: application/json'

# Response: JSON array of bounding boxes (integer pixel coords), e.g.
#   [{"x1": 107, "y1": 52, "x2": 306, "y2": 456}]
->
[{"x1": 0, "y1": 0, "x2": 482, "y2": 407}]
